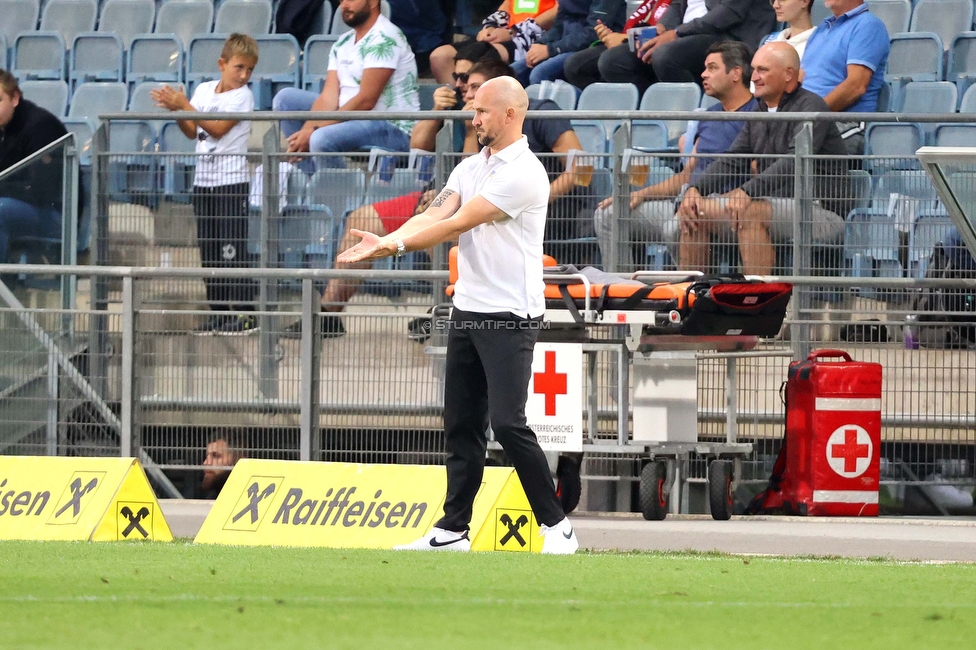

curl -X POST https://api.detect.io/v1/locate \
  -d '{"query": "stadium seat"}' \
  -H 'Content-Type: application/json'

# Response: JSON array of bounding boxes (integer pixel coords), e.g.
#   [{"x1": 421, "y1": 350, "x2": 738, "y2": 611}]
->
[
  {"x1": 20, "y1": 79, "x2": 69, "y2": 117},
  {"x1": 159, "y1": 120, "x2": 196, "y2": 201},
  {"x1": 959, "y1": 83, "x2": 976, "y2": 113},
  {"x1": 699, "y1": 93, "x2": 720, "y2": 110},
  {"x1": 869, "y1": 0, "x2": 911, "y2": 36},
  {"x1": 154, "y1": 0, "x2": 214, "y2": 49},
  {"x1": 302, "y1": 34, "x2": 339, "y2": 92},
  {"x1": 297, "y1": 168, "x2": 367, "y2": 267},
  {"x1": 127, "y1": 34, "x2": 183, "y2": 89},
  {"x1": 885, "y1": 32, "x2": 944, "y2": 111},
  {"x1": 288, "y1": 1, "x2": 332, "y2": 40},
  {"x1": 910, "y1": 0, "x2": 972, "y2": 51},
  {"x1": 844, "y1": 209, "x2": 904, "y2": 292},
  {"x1": 214, "y1": 0, "x2": 273, "y2": 36},
  {"x1": 186, "y1": 35, "x2": 226, "y2": 97},
  {"x1": 572, "y1": 82, "x2": 639, "y2": 154},
  {"x1": 640, "y1": 82, "x2": 701, "y2": 145},
  {"x1": 97, "y1": 0, "x2": 155, "y2": 50},
  {"x1": 331, "y1": 0, "x2": 390, "y2": 34},
  {"x1": 128, "y1": 80, "x2": 171, "y2": 113},
  {"x1": 539, "y1": 79, "x2": 577, "y2": 111},
  {"x1": 68, "y1": 81, "x2": 127, "y2": 122},
  {"x1": 12, "y1": 32, "x2": 66, "y2": 81},
  {"x1": 40, "y1": 0, "x2": 98, "y2": 50},
  {"x1": 416, "y1": 81, "x2": 440, "y2": 111},
  {"x1": 934, "y1": 123, "x2": 976, "y2": 146},
  {"x1": 864, "y1": 122, "x2": 924, "y2": 171},
  {"x1": 899, "y1": 81, "x2": 957, "y2": 142},
  {"x1": 252, "y1": 34, "x2": 300, "y2": 109},
  {"x1": 0, "y1": 0, "x2": 40, "y2": 47},
  {"x1": 0, "y1": 34, "x2": 6, "y2": 72},
  {"x1": 107, "y1": 119, "x2": 158, "y2": 207},
  {"x1": 69, "y1": 32, "x2": 124, "y2": 93},
  {"x1": 909, "y1": 209, "x2": 955, "y2": 277},
  {"x1": 811, "y1": 0, "x2": 831, "y2": 27},
  {"x1": 63, "y1": 117, "x2": 95, "y2": 164},
  {"x1": 947, "y1": 32, "x2": 976, "y2": 106}
]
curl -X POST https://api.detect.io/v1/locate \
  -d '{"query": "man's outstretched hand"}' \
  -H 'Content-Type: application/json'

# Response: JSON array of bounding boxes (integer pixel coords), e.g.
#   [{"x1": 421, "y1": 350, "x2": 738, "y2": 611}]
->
[{"x1": 335, "y1": 229, "x2": 396, "y2": 264}]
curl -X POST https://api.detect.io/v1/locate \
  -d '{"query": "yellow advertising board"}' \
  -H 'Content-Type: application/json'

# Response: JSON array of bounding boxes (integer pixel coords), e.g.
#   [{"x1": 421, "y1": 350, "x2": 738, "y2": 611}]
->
[
  {"x1": 0, "y1": 456, "x2": 173, "y2": 541},
  {"x1": 195, "y1": 460, "x2": 543, "y2": 552}
]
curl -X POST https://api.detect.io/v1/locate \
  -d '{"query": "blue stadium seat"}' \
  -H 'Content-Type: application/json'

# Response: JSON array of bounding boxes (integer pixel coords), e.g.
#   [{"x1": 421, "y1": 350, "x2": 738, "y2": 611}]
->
[
  {"x1": 214, "y1": 0, "x2": 273, "y2": 36},
  {"x1": 297, "y1": 168, "x2": 367, "y2": 268},
  {"x1": 98, "y1": 0, "x2": 155, "y2": 50},
  {"x1": 302, "y1": 34, "x2": 339, "y2": 92},
  {"x1": 959, "y1": 83, "x2": 976, "y2": 112},
  {"x1": 68, "y1": 81, "x2": 127, "y2": 122},
  {"x1": 69, "y1": 32, "x2": 124, "y2": 93},
  {"x1": 573, "y1": 82, "x2": 639, "y2": 154},
  {"x1": 640, "y1": 82, "x2": 701, "y2": 145},
  {"x1": 934, "y1": 123, "x2": 976, "y2": 146},
  {"x1": 63, "y1": 117, "x2": 95, "y2": 164},
  {"x1": 864, "y1": 122, "x2": 924, "y2": 171},
  {"x1": 811, "y1": 0, "x2": 831, "y2": 28},
  {"x1": 0, "y1": 0, "x2": 40, "y2": 48},
  {"x1": 186, "y1": 34, "x2": 225, "y2": 97},
  {"x1": 154, "y1": 0, "x2": 214, "y2": 49},
  {"x1": 0, "y1": 34, "x2": 6, "y2": 72},
  {"x1": 416, "y1": 81, "x2": 440, "y2": 111},
  {"x1": 40, "y1": 0, "x2": 97, "y2": 50},
  {"x1": 699, "y1": 93, "x2": 720, "y2": 110},
  {"x1": 885, "y1": 32, "x2": 943, "y2": 111},
  {"x1": 899, "y1": 80, "x2": 957, "y2": 142},
  {"x1": 910, "y1": 0, "x2": 972, "y2": 51},
  {"x1": 20, "y1": 79, "x2": 69, "y2": 117},
  {"x1": 947, "y1": 32, "x2": 976, "y2": 106},
  {"x1": 844, "y1": 209, "x2": 904, "y2": 294},
  {"x1": 289, "y1": 1, "x2": 331, "y2": 40},
  {"x1": 252, "y1": 34, "x2": 300, "y2": 110},
  {"x1": 107, "y1": 119, "x2": 158, "y2": 207},
  {"x1": 12, "y1": 32, "x2": 66, "y2": 81},
  {"x1": 539, "y1": 79, "x2": 577, "y2": 111},
  {"x1": 159, "y1": 120, "x2": 196, "y2": 201},
  {"x1": 869, "y1": 0, "x2": 911, "y2": 35},
  {"x1": 128, "y1": 80, "x2": 171, "y2": 113},
  {"x1": 127, "y1": 34, "x2": 183, "y2": 89},
  {"x1": 909, "y1": 209, "x2": 955, "y2": 277}
]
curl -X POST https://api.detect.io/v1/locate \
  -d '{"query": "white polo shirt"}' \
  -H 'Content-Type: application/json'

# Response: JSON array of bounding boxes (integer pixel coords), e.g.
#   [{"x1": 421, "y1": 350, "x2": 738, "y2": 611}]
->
[{"x1": 445, "y1": 136, "x2": 550, "y2": 318}]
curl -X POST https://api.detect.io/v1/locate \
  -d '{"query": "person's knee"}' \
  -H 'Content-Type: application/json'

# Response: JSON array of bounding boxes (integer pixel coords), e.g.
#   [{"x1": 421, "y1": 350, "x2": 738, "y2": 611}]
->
[
  {"x1": 598, "y1": 45, "x2": 637, "y2": 82},
  {"x1": 650, "y1": 42, "x2": 687, "y2": 81},
  {"x1": 272, "y1": 87, "x2": 303, "y2": 112},
  {"x1": 345, "y1": 205, "x2": 377, "y2": 233}
]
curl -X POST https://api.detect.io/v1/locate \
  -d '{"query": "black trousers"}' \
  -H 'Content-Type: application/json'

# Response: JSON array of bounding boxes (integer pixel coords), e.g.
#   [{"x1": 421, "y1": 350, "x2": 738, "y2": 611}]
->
[
  {"x1": 436, "y1": 308, "x2": 565, "y2": 531},
  {"x1": 192, "y1": 183, "x2": 256, "y2": 312},
  {"x1": 598, "y1": 36, "x2": 727, "y2": 92},
  {"x1": 564, "y1": 44, "x2": 607, "y2": 90}
]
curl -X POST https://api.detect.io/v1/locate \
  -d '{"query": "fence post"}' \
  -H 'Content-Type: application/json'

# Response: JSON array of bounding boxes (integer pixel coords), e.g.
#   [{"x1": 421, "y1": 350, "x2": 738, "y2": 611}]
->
[
  {"x1": 258, "y1": 127, "x2": 281, "y2": 400},
  {"x1": 91, "y1": 123, "x2": 111, "y2": 399},
  {"x1": 792, "y1": 122, "x2": 814, "y2": 360},
  {"x1": 298, "y1": 278, "x2": 321, "y2": 462},
  {"x1": 432, "y1": 121, "x2": 454, "y2": 298},
  {"x1": 120, "y1": 276, "x2": 135, "y2": 458},
  {"x1": 61, "y1": 137, "x2": 79, "y2": 318},
  {"x1": 46, "y1": 347, "x2": 59, "y2": 456},
  {"x1": 608, "y1": 121, "x2": 632, "y2": 273}
]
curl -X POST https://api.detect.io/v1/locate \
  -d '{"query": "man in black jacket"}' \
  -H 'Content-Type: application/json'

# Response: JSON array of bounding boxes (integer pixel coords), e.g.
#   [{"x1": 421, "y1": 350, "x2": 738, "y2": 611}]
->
[
  {"x1": 677, "y1": 42, "x2": 850, "y2": 275},
  {"x1": 592, "y1": 0, "x2": 775, "y2": 92},
  {"x1": 0, "y1": 70, "x2": 68, "y2": 264}
]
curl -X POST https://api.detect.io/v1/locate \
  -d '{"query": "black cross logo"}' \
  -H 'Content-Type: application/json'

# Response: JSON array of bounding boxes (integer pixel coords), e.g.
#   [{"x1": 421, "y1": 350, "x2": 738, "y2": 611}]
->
[
  {"x1": 55, "y1": 477, "x2": 99, "y2": 518},
  {"x1": 120, "y1": 506, "x2": 150, "y2": 538},
  {"x1": 232, "y1": 482, "x2": 276, "y2": 524},
  {"x1": 499, "y1": 513, "x2": 529, "y2": 547}
]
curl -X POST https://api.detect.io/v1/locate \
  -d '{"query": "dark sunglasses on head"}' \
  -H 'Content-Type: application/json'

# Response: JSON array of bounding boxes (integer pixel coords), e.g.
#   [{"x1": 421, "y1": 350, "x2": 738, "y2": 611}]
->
[{"x1": 452, "y1": 72, "x2": 470, "y2": 83}]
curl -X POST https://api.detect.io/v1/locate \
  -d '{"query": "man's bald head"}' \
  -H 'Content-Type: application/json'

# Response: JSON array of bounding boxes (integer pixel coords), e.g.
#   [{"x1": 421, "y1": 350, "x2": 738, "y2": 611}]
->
[
  {"x1": 471, "y1": 76, "x2": 529, "y2": 151},
  {"x1": 751, "y1": 41, "x2": 801, "y2": 107}
]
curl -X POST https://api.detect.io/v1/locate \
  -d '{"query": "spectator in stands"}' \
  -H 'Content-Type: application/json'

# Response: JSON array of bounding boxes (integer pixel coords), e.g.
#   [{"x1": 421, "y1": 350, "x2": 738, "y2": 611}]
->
[
  {"x1": 597, "y1": 0, "x2": 776, "y2": 92},
  {"x1": 272, "y1": 0, "x2": 419, "y2": 168},
  {"x1": 386, "y1": 0, "x2": 451, "y2": 76},
  {"x1": 677, "y1": 42, "x2": 850, "y2": 275},
  {"x1": 592, "y1": 40, "x2": 757, "y2": 270},
  {"x1": 760, "y1": 0, "x2": 815, "y2": 61},
  {"x1": 511, "y1": 0, "x2": 627, "y2": 87},
  {"x1": 0, "y1": 70, "x2": 68, "y2": 266},
  {"x1": 564, "y1": 0, "x2": 671, "y2": 90},
  {"x1": 410, "y1": 40, "x2": 501, "y2": 152},
  {"x1": 800, "y1": 0, "x2": 889, "y2": 153},
  {"x1": 152, "y1": 34, "x2": 260, "y2": 335},
  {"x1": 201, "y1": 435, "x2": 243, "y2": 498},
  {"x1": 309, "y1": 59, "x2": 585, "y2": 338},
  {"x1": 428, "y1": 1, "x2": 559, "y2": 84}
]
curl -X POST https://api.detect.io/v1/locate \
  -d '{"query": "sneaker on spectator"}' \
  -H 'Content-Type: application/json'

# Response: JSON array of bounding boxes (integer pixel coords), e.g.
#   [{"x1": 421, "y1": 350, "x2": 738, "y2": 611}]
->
[
  {"x1": 393, "y1": 527, "x2": 470, "y2": 551},
  {"x1": 540, "y1": 517, "x2": 579, "y2": 555},
  {"x1": 194, "y1": 314, "x2": 258, "y2": 335},
  {"x1": 407, "y1": 315, "x2": 432, "y2": 342},
  {"x1": 281, "y1": 314, "x2": 345, "y2": 339}
]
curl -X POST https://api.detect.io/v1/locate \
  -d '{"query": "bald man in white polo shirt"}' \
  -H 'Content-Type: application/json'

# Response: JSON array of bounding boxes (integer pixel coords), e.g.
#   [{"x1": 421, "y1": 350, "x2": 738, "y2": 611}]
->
[{"x1": 338, "y1": 76, "x2": 578, "y2": 555}]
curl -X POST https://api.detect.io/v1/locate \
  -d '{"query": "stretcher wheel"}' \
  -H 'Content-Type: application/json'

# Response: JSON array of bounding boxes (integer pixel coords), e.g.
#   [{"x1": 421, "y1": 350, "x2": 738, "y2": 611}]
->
[
  {"x1": 556, "y1": 457, "x2": 581, "y2": 514},
  {"x1": 639, "y1": 461, "x2": 669, "y2": 521},
  {"x1": 708, "y1": 459, "x2": 735, "y2": 521}
]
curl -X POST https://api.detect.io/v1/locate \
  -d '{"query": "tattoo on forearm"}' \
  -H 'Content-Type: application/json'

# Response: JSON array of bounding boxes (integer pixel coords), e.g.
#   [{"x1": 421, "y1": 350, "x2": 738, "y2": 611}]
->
[{"x1": 430, "y1": 189, "x2": 455, "y2": 208}]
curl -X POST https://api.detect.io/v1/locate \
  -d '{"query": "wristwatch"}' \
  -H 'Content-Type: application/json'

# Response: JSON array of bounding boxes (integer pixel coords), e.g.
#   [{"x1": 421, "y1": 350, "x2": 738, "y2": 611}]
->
[{"x1": 393, "y1": 239, "x2": 406, "y2": 257}]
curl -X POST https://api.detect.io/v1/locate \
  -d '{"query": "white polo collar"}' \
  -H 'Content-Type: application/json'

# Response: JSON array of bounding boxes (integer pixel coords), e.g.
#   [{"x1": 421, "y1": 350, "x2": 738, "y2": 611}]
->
[{"x1": 479, "y1": 135, "x2": 530, "y2": 164}]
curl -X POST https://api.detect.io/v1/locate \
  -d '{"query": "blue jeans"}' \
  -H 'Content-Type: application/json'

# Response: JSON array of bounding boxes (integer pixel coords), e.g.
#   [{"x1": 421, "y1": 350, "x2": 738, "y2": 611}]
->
[
  {"x1": 0, "y1": 197, "x2": 62, "y2": 263},
  {"x1": 511, "y1": 52, "x2": 575, "y2": 86},
  {"x1": 272, "y1": 88, "x2": 412, "y2": 169}
]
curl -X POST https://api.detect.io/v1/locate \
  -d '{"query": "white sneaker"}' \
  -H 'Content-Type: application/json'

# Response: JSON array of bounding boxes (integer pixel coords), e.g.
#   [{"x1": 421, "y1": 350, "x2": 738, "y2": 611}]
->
[
  {"x1": 393, "y1": 527, "x2": 471, "y2": 552},
  {"x1": 540, "y1": 517, "x2": 579, "y2": 555}
]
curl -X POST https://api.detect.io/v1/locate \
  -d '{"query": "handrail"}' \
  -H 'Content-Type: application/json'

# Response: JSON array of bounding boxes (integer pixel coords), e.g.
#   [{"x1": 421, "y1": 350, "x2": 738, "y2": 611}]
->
[
  {"x1": 0, "y1": 133, "x2": 74, "y2": 181},
  {"x1": 97, "y1": 109, "x2": 976, "y2": 124}
]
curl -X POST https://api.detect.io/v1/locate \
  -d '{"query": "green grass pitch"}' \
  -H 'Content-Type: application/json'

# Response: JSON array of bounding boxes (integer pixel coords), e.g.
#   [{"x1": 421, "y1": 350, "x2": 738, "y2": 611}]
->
[{"x1": 1, "y1": 542, "x2": 974, "y2": 649}]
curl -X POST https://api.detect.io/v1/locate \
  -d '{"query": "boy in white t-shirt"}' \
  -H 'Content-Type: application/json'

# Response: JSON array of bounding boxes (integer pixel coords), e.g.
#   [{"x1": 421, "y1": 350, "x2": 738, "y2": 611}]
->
[{"x1": 150, "y1": 34, "x2": 259, "y2": 334}]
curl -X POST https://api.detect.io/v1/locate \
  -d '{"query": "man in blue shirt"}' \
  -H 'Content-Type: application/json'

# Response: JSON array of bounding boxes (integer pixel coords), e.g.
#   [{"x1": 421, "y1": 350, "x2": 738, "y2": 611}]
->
[
  {"x1": 801, "y1": 0, "x2": 890, "y2": 150},
  {"x1": 593, "y1": 40, "x2": 757, "y2": 270}
]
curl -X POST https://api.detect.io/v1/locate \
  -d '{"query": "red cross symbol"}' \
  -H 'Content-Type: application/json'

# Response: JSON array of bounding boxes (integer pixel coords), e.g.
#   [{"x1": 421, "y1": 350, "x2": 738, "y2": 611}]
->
[
  {"x1": 830, "y1": 428, "x2": 871, "y2": 473},
  {"x1": 533, "y1": 350, "x2": 567, "y2": 416}
]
